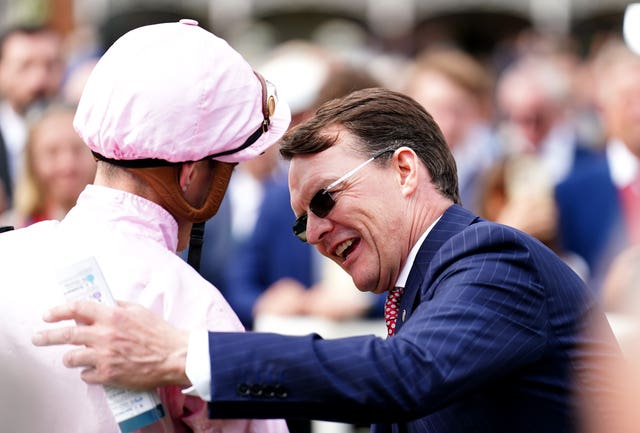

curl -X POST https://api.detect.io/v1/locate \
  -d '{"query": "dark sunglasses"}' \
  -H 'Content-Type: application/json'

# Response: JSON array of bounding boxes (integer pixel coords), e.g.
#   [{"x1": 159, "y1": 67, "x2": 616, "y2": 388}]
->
[{"x1": 292, "y1": 148, "x2": 394, "y2": 242}]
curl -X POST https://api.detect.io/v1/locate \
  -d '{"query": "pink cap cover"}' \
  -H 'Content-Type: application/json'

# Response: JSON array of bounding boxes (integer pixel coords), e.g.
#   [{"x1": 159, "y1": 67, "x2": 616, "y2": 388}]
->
[{"x1": 74, "y1": 20, "x2": 291, "y2": 164}]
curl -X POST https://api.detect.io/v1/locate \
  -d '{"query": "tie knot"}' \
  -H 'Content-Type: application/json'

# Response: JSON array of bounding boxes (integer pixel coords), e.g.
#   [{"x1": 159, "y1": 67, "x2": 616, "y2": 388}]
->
[{"x1": 384, "y1": 287, "x2": 404, "y2": 336}]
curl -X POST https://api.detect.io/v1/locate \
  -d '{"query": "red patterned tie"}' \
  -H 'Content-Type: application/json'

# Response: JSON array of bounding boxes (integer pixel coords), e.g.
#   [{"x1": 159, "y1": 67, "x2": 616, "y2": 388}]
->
[{"x1": 385, "y1": 287, "x2": 404, "y2": 336}]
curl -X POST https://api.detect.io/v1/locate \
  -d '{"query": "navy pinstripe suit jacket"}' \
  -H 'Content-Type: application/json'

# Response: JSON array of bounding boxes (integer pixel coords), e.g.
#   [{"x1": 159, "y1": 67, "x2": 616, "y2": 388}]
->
[{"x1": 208, "y1": 205, "x2": 621, "y2": 432}]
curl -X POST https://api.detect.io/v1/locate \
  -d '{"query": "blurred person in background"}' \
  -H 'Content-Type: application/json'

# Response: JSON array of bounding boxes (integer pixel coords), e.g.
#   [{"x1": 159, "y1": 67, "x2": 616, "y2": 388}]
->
[
  {"x1": 225, "y1": 54, "x2": 386, "y2": 332},
  {"x1": 180, "y1": 144, "x2": 286, "y2": 296},
  {"x1": 601, "y1": 244, "x2": 640, "y2": 315},
  {"x1": 403, "y1": 47, "x2": 501, "y2": 213},
  {"x1": 597, "y1": 246, "x2": 640, "y2": 374},
  {"x1": 580, "y1": 333, "x2": 640, "y2": 433},
  {"x1": 496, "y1": 53, "x2": 597, "y2": 175},
  {"x1": 580, "y1": 254, "x2": 640, "y2": 433},
  {"x1": 179, "y1": 40, "x2": 332, "y2": 296},
  {"x1": 218, "y1": 40, "x2": 335, "y2": 326},
  {"x1": 555, "y1": 39, "x2": 640, "y2": 292},
  {"x1": 480, "y1": 52, "x2": 601, "y2": 279},
  {"x1": 0, "y1": 172, "x2": 6, "y2": 212},
  {"x1": 0, "y1": 104, "x2": 95, "y2": 228},
  {"x1": 258, "y1": 40, "x2": 336, "y2": 125},
  {"x1": 61, "y1": 57, "x2": 98, "y2": 105},
  {"x1": 0, "y1": 24, "x2": 64, "y2": 211}
]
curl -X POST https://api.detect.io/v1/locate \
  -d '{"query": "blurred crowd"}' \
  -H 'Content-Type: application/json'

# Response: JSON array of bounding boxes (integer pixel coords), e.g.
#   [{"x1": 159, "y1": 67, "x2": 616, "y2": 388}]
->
[
  {"x1": 1, "y1": 12, "x2": 640, "y2": 431},
  {"x1": 187, "y1": 27, "x2": 640, "y2": 339}
]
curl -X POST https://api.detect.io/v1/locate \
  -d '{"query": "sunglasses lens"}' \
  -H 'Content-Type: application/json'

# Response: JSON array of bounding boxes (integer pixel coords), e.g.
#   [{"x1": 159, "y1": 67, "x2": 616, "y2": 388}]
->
[
  {"x1": 309, "y1": 190, "x2": 335, "y2": 218},
  {"x1": 292, "y1": 214, "x2": 308, "y2": 242},
  {"x1": 292, "y1": 190, "x2": 335, "y2": 242}
]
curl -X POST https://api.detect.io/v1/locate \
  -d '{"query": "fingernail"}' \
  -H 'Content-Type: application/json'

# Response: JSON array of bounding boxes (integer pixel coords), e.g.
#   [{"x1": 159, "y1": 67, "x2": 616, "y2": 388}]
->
[
  {"x1": 42, "y1": 310, "x2": 51, "y2": 322},
  {"x1": 32, "y1": 332, "x2": 43, "y2": 346}
]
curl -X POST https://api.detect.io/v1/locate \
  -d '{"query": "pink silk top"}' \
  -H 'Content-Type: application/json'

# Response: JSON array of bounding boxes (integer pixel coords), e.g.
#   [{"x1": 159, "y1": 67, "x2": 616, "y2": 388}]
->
[{"x1": 0, "y1": 184, "x2": 288, "y2": 433}]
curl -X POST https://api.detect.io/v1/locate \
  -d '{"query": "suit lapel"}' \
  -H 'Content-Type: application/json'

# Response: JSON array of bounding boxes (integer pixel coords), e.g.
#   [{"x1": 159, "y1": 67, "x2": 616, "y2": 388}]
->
[{"x1": 395, "y1": 205, "x2": 479, "y2": 333}]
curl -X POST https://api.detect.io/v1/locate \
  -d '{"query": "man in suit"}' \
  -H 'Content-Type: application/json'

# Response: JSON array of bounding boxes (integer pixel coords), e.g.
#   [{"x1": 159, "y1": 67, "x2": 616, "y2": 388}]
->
[
  {"x1": 35, "y1": 88, "x2": 621, "y2": 433},
  {"x1": 490, "y1": 53, "x2": 601, "y2": 270},
  {"x1": 0, "y1": 25, "x2": 64, "y2": 209},
  {"x1": 223, "y1": 178, "x2": 315, "y2": 329},
  {"x1": 403, "y1": 47, "x2": 501, "y2": 214},
  {"x1": 555, "y1": 40, "x2": 640, "y2": 293}
]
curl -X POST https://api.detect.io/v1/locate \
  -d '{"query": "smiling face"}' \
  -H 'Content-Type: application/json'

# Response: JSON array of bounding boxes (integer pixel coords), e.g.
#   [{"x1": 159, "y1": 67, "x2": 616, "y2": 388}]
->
[
  {"x1": 289, "y1": 128, "x2": 409, "y2": 294},
  {"x1": 281, "y1": 88, "x2": 459, "y2": 294}
]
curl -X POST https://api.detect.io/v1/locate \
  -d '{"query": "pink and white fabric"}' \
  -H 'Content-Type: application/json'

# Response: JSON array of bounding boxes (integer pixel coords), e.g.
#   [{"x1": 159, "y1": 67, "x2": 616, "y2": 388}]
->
[{"x1": 0, "y1": 184, "x2": 288, "y2": 433}]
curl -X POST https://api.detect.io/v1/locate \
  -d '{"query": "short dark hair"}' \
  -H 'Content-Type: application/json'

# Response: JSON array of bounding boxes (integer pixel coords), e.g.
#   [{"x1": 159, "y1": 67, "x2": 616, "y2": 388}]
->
[{"x1": 279, "y1": 87, "x2": 460, "y2": 204}]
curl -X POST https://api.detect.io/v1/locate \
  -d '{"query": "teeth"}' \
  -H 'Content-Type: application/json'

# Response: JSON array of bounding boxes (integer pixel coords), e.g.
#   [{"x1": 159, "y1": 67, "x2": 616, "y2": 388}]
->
[{"x1": 335, "y1": 239, "x2": 354, "y2": 258}]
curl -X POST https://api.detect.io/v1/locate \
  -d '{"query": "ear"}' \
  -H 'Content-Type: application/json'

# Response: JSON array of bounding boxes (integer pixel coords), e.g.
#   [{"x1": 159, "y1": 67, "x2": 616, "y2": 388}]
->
[
  {"x1": 394, "y1": 147, "x2": 419, "y2": 198},
  {"x1": 178, "y1": 162, "x2": 197, "y2": 193}
]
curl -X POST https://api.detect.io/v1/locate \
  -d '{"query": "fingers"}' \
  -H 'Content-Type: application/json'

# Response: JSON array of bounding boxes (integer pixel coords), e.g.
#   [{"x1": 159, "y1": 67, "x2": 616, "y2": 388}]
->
[
  {"x1": 42, "y1": 300, "x2": 109, "y2": 325},
  {"x1": 62, "y1": 349, "x2": 113, "y2": 385},
  {"x1": 63, "y1": 347, "x2": 97, "y2": 369},
  {"x1": 33, "y1": 329, "x2": 117, "y2": 385},
  {"x1": 33, "y1": 300, "x2": 111, "y2": 348},
  {"x1": 79, "y1": 367, "x2": 103, "y2": 385},
  {"x1": 33, "y1": 299, "x2": 186, "y2": 389},
  {"x1": 32, "y1": 323, "x2": 99, "y2": 347}
]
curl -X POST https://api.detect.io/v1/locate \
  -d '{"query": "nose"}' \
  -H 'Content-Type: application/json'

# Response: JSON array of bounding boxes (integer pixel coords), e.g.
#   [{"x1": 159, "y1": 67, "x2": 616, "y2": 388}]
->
[{"x1": 304, "y1": 212, "x2": 333, "y2": 245}]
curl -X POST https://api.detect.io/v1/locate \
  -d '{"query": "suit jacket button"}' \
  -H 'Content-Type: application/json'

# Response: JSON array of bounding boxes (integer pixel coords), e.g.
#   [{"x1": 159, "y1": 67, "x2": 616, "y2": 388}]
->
[
  {"x1": 264, "y1": 385, "x2": 276, "y2": 398},
  {"x1": 250, "y1": 384, "x2": 264, "y2": 397},
  {"x1": 236, "y1": 383, "x2": 251, "y2": 396},
  {"x1": 275, "y1": 385, "x2": 288, "y2": 398}
]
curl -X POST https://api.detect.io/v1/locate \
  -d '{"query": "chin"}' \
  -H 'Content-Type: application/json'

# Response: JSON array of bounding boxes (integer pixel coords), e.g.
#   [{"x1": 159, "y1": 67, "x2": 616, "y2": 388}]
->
[{"x1": 351, "y1": 273, "x2": 377, "y2": 294}]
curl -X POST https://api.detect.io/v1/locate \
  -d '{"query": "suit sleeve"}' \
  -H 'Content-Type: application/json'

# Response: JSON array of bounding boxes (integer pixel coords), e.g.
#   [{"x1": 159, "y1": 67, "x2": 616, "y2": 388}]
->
[{"x1": 206, "y1": 228, "x2": 565, "y2": 424}]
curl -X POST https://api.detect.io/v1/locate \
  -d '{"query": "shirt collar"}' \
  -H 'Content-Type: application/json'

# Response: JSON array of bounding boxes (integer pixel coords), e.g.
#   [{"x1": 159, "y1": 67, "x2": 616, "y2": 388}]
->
[
  {"x1": 65, "y1": 184, "x2": 180, "y2": 252},
  {"x1": 538, "y1": 123, "x2": 575, "y2": 185},
  {"x1": 394, "y1": 216, "x2": 441, "y2": 289},
  {"x1": 607, "y1": 138, "x2": 640, "y2": 188}
]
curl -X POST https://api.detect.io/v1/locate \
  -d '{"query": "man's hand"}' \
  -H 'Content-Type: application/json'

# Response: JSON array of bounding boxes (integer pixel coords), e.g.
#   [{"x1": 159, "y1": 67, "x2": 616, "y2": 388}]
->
[
  {"x1": 253, "y1": 278, "x2": 307, "y2": 316},
  {"x1": 32, "y1": 300, "x2": 190, "y2": 390}
]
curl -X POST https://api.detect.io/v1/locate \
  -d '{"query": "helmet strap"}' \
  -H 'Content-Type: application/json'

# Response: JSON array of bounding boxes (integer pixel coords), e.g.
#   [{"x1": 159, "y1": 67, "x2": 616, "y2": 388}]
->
[
  {"x1": 128, "y1": 161, "x2": 235, "y2": 224},
  {"x1": 128, "y1": 161, "x2": 235, "y2": 270}
]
